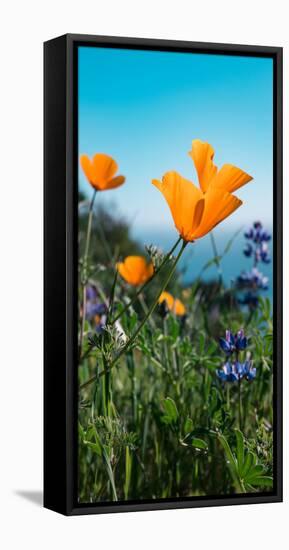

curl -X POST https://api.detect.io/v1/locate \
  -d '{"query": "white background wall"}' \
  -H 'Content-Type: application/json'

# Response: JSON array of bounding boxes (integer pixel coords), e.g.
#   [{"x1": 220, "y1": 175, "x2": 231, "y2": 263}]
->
[{"x1": 0, "y1": 1, "x2": 287, "y2": 548}]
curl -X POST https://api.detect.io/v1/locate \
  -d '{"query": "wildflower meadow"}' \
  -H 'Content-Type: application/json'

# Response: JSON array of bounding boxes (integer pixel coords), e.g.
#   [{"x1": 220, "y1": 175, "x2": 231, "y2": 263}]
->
[{"x1": 77, "y1": 141, "x2": 274, "y2": 503}]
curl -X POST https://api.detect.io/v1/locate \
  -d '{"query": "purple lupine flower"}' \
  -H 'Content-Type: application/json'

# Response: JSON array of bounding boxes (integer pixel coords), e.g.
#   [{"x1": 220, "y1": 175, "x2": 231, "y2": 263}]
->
[
  {"x1": 260, "y1": 230, "x2": 271, "y2": 242},
  {"x1": 235, "y1": 329, "x2": 248, "y2": 351},
  {"x1": 216, "y1": 361, "x2": 243, "y2": 382},
  {"x1": 86, "y1": 284, "x2": 98, "y2": 301},
  {"x1": 216, "y1": 360, "x2": 256, "y2": 383},
  {"x1": 83, "y1": 284, "x2": 107, "y2": 333},
  {"x1": 216, "y1": 362, "x2": 238, "y2": 382},
  {"x1": 244, "y1": 228, "x2": 254, "y2": 239},
  {"x1": 219, "y1": 330, "x2": 235, "y2": 354},
  {"x1": 260, "y1": 242, "x2": 271, "y2": 264},
  {"x1": 243, "y1": 360, "x2": 257, "y2": 381},
  {"x1": 86, "y1": 301, "x2": 107, "y2": 320},
  {"x1": 219, "y1": 329, "x2": 248, "y2": 355},
  {"x1": 243, "y1": 222, "x2": 271, "y2": 264},
  {"x1": 236, "y1": 267, "x2": 268, "y2": 291},
  {"x1": 243, "y1": 243, "x2": 253, "y2": 257}
]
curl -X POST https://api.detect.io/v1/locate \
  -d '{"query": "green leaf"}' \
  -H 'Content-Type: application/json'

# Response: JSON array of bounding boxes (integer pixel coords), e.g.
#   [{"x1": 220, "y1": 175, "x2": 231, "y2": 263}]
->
[
  {"x1": 199, "y1": 332, "x2": 205, "y2": 355},
  {"x1": 84, "y1": 440, "x2": 102, "y2": 456},
  {"x1": 245, "y1": 464, "x2": 265, "y2": 481},
  {"x1": 191, "y1": 438, "x2": 208, "y2": 450},
  {"x1": 218, "y1": 434, "x2": 237, "y2": 471},
  {"x1": 162, "y1": 397, "x2": 179, "y2": 425},
  {"x1": 184, "y1": 417, "x2": 194, "y2": 434},
  {"x1": 240, "y1": 451, "x2": 255, "y2": 478},
  {"x1": 102, "y1": 447, "x2": 118, "y2": 501},
  {"x1": 248, "y1": 476, "x2": 273, "y2": 488},
  {"x1": 217, "y1": 433, "x2": 244, "y2": 492},
  {"x1": 78, "y1": 422, "x2": 85, "y2": 439},
  {"x1": 124, "y1": 446, "x2": 132, "y2": 500}
]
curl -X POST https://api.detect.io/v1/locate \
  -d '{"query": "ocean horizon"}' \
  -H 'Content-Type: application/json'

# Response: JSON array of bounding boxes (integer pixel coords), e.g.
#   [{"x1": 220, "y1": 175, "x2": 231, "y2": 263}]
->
[{"x1": 131, "y1": 224, "x2": 273, "y2": 300}]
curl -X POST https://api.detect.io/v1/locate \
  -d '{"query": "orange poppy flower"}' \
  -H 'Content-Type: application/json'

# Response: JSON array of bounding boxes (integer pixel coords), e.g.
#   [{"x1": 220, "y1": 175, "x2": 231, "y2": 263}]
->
[
  {"x1": 159, "y1": 291, "x2": 186, "y2": 316},
  {"x1": 117, "y1": 256, "x2": 154, "y2": 286},
  {"x1": 152, "y1": 140, "x2": 252, "y2": 242},
  {"x1": 80, "y1": 153, "x2": 125, "y2": 191}
]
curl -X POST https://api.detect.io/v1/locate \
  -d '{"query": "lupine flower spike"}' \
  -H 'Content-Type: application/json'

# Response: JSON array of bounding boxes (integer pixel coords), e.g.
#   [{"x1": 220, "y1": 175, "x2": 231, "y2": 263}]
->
[
  {"x1": 84, "y1": 285, "x2": 107, "y2": 334},
  {"x1": 237, "y1": 221, "x2": 271, "y2": 308},
  {"x1": 216, "y1": 328, "x2": 256, "y2": 382},
  {"x1": 243, "y1": 221, "x2": 271, "y2": 264},
  {"x1": 219, "y1": 329, "x2": 247, "y2": 355},
  {"x1": 217, "y1": 360, "x2": 256, "y2": 382}
]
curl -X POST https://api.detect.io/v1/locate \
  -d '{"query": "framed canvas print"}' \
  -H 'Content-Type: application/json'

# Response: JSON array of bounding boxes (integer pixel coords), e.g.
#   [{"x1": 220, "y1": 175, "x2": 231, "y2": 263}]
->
[{"x1": 44, "y1": 34, "x2": 283, "y2": 515}]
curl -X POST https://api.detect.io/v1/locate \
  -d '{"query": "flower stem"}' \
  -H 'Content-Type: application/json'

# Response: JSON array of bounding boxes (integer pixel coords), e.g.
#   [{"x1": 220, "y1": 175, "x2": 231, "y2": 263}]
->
[
  {"x1": 138, "y1": 292, "x2": 155, "y2": 329},
  {"x1": 111, "y1": 236, "x2": 182, "y2": 324},
  {"x1": 80, "y1": 239, "x2": 188, "y2": 390},
  {"x1": 210, "y1": 231, "x2": 223, "y2": 286},
  {"x1": 83, "y1": 190, "x2": 97, "y2": 267}
]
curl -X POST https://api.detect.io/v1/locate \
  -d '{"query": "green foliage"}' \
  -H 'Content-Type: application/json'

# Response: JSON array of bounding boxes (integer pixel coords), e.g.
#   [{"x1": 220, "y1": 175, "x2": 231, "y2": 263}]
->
[
  {"x1": 215, "y1": 430, "x2": 273, "y2": 493},
  {"x1": 78, "y1": 204, "x2": 274, "y2": 503}
]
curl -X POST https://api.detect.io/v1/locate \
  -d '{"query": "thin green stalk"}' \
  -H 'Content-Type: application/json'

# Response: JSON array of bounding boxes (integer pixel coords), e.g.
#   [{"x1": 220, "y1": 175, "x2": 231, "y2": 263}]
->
[
  {"x1": 97, "y1": 217, "x2": 113, "y2": 262},
  {"x1": 107, "y1": 268, "x2": 119, "y2": 324},
  {"x1": 109, "y1": 240, "x2": 187, "y2": 367},
  {"x1": 162, "y1": 317, "x2": 170, "y2": 368},
  {"x1": 124, "y1": 446, "x2": 132, "y2": 500},
  {"x1": 80, "y1": 239, "x2": 188, "y2": 390},
  {"x1": 83, "y1": 190, "x2": 97, "y2": 266},
  {"x1": 138, "y1": 292, "x2": 155, "y2": 329},
  {"x1": 111, "y1": 236, "x2": 182, "y2": 324},
  {"x1": 226, "y1": 384, "x2": 230, "y2": 410},
  {"x1": 102, "y1": 356, "x2": 112, "y2": 417},
  {"x1": 127, "y1": 350, "x2": 138, "y2": 497},
  {"x1": 210, "y1": 231, "x2": 223, "y2": 286},
  {"x1": 127, "y1": 351, "x2": 137, "y2": 425},
  {"x1": 102, "y1": 450, "x2": 118, "y2": 501}
]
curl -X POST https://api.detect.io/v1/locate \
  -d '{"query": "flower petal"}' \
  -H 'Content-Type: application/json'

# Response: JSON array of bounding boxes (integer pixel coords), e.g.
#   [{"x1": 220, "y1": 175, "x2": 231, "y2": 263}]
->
[
  {"x1": 101, "y1": 175, "x2": 125, "y2": 191},
  {"x1": 152, "y1": 171, "x2": 202, "y2": 240},
  {"x1": 159, "y1": 291, "x2": 174, "y2": 310},
  {"x1": 117, "y1": 256, "x2": 153, "y2": 286},
  {"x1": 209, "y1": 164, "x2": 252, "y2": 193},
  {"x1": 116, "y1": 262, "x2": 133, "y2": 285},
  {"x1": 92, "y1": 153, "x2": 118, "y2": 185},
  {"x1": 189, "y1": 140, "x2": 218, "y2": 192},
  {"x1": 174, "y1": 298, "x2": 186, "y2": 316},
  {"x1": 80, "y1": 155, "x2": 96, "y2": 186},
  {"x1": 191, "y1": 188, "x2": 242, "y2": 239},
  {"x1": 146, "y1": 262, "x2": 154, "y2": 280},
  {"x1": 219, "y1": 337, "x2": 231, "y2": 353}
]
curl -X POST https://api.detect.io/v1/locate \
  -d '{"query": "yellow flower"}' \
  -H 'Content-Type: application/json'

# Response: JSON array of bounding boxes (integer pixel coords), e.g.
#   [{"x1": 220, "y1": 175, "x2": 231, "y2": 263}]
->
[
  {"x1": 80, "y1": 153, "x2": 125, "y2": 191},
  {"x1": 159, "y1": 291, "x2": 186, "y2": 316},
  {"x1": 152, "y1": 140, "x2": 252, "y2": 242},
  {"x1": 117, "y1": 256, "x2": 154, "y2": 286}
]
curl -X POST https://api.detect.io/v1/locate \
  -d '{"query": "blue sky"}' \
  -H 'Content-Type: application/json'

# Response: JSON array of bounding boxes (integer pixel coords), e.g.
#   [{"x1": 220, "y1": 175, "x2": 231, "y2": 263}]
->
[{"x1": 78, "y1": 46, "x2": 273, "y2": 246}]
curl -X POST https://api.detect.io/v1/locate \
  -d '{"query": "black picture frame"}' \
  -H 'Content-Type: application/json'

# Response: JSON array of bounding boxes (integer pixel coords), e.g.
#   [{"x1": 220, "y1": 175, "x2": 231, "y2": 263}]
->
[{"x1": 44, "y1": 34, "x2": 283, "y2": 516}]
